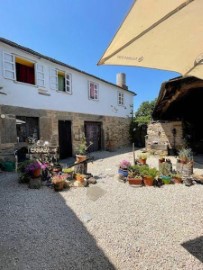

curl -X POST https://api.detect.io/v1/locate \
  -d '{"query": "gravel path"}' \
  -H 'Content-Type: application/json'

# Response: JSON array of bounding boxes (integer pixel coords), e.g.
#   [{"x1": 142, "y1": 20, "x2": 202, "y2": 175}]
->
[{"x1": 1, "y1": 147, "x2": 203, "y2": 269}]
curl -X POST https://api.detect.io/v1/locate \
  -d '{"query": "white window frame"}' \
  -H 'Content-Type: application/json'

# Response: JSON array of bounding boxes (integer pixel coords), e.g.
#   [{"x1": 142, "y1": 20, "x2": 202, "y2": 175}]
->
[
  {"x1": 118, "y1": 91, "x2": 124, "y2": 106},
  {"x1": 50, "y1": 68, "x2": 72, "y2": 94},
  {"x1": 49, "y1": 68, "x2": 58, "y2": 90},
  {"x1": 88, "y1": 81, "x2": 99, "y2": 100},
  {"x1": 3, "y1": 52, "x2": 16, "y2": 80},
  {"x1": 65, "y1": 73, "x2": 72, "y2": 94},
  {"x1": 36, "y1": 63, "x2": 45, "y2": 88}
]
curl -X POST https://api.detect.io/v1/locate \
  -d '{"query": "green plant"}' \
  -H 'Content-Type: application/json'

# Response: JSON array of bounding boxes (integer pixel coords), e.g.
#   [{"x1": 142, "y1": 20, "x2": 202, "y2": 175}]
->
[
  {"x1": 159, "y1": 162, "x2": 172, "y2": 176},
  {"x1": 178, "y1": 148, "x2": 193, "y2": 163},
  {"x1": 138, "y1": 153, "x2": 148, "y2": 160},
  {"x1": 17, "y1": 160, "x2": 33, "y2": 174},
  {"x1": 128, "y1": 164, "x2": 141, "y2": 177},
  {"x1": 77, "y1": 133, "x2": 93, "y2": 155},
  {"x1": 140, "y1": 166, "x2": 158, "y2": 178}
]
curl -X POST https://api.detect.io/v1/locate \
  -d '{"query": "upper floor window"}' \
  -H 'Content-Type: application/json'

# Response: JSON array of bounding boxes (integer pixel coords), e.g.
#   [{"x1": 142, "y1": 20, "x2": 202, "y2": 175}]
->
[
  {"x1": 16, "y1": 57, "x2": 35, "y2": 84},
  {"x1": 89, "y1": 81, "x2": 98, "y2": 100},
  {"x1": 3, "y1": 52, "x2": 45, "y2": 87},
  {"x1": 50, "y1": 68, "x2": 72, "y2": 93},
  {"x1": 118, "y1": 91, "x2": 124, "y2": 106}
]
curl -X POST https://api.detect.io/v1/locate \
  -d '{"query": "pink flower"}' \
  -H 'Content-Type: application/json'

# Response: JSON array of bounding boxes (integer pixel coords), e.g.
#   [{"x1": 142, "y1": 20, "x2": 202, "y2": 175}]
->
[{"x1": 119, "y1": 160, "x2": 131, "y2": 169}]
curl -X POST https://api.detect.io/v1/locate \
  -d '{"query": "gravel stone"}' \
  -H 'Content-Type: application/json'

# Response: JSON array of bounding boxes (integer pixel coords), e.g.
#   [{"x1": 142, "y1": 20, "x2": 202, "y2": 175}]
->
[{"x1": 0, "y1": 147, "x2": 203, "y2": 269}]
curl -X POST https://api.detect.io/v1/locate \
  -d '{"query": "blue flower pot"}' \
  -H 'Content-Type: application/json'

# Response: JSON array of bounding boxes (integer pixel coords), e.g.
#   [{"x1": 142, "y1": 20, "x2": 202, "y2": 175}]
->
[{"x1": 118, "y1": 168, "x2": 128, "y2": 177}]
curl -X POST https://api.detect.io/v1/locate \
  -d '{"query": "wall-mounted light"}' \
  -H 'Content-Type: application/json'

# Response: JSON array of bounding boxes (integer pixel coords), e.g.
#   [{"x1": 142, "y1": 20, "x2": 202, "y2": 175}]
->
[{"x1": 0, "y1": 114, "x2": 5, "y2": 119}]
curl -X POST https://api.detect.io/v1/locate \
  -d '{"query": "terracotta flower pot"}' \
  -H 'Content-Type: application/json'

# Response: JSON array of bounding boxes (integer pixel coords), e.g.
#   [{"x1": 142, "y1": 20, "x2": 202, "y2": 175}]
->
[
  {"x1": 76, "y1": 155, "x2": 87, "y2": 163},
  {"x1": 143, "y1": 176, "x2": 154, "y2": 186},
  {"x1": 53, "y1": 181, "x2": 64, "y2": 191},
  {"x1": 128, "y1": 177, "x2": 143, "y2": 186},
  {"x1": 138, "y1": 158, "x2": 146, "y2": 165},
  {"x1": 173, "y1": 176, "x2": 183, "y2": 184},
  {"x1": 32, "y1": 168, "x2": 41, "y2": 178}
]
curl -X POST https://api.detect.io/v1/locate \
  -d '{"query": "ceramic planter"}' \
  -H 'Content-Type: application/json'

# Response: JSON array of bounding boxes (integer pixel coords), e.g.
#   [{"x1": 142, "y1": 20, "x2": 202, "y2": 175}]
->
[
  {"x1": 76, "y1": 154, "x2": 87, "y2": 163},
  {"x1": 128, "y1": 177, "x2": 143, "y2": 186},
  {"x1": 138, "y1": 158, "x2": 147, "y2": 165},
  {"x1": 143, "y1": 176, "x2": 154, "y2": 186},
  {"x1": 173, "y1": 176, "x2": 182, "y2": 184},
  {"x1": 32, "y1": 168, "x2": 41, "y2": 178},
  {"x1": 118, "y1": 168, "x2": 128, "y2": 178}
]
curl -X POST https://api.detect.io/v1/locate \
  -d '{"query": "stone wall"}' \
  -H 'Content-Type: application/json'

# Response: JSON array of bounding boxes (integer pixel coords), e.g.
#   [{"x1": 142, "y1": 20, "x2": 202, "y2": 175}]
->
[
  {"x1": 146, "y1": 121, "x2": 183, "y2": 155},
  {"x1": 0, "y1": 105, "x2": 131, "y2": 160}
]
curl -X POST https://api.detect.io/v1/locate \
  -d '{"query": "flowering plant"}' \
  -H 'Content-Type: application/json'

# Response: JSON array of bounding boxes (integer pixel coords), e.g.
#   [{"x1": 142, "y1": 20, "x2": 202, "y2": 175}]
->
[
  {"x1": 119, "y1": 160, "x2": 131, "y2": 169},
  {"x1": 51, "y1": 174, "x2": 66, "y2": 184},
  {"x1": 25, "y1": 161, "x2": 42, "y2": 174}
]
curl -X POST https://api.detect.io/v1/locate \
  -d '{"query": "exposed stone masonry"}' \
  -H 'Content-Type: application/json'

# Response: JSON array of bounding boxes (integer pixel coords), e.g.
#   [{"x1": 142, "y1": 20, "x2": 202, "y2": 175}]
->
[
  {"x1": 0, "y1": 105, "x2": 131, "y2": 160},
  {"x1": 146, "y1": 121, "x2": 183, "y2": 155}
]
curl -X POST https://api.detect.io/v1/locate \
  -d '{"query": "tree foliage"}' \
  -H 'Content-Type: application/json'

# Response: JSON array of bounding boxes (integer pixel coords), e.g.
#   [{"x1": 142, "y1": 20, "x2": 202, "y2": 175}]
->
[{"x1": 134, "y1": 99, "x2": 157, "y2": 126}]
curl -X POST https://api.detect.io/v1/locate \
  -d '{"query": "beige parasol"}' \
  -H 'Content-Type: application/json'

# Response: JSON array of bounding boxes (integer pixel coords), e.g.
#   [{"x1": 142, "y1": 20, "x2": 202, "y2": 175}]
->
[{"x1": 98, "y1": 0, "x2": 203, "y2": 79}]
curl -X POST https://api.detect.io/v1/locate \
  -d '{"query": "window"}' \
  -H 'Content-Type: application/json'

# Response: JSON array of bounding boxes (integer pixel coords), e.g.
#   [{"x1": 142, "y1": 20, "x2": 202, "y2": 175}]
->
[
  {"x1": 3, "y1": 52, "x2": 46, "y2": 86},
  {"x1": 15, "y1": 57, "x2": 35, "y2": 84},
  {"x1": 16, "y1": 116, "x2": 39, "y2": 143},
  {"x1": 89, "y1": 81, "x2": 98, "y2": 100},
  {"x1": 50, "y1": 68, "x2": 72, "y2": 93},
  {"x1": 118, "y1": 91, "x2": 124, "y2": 106}
]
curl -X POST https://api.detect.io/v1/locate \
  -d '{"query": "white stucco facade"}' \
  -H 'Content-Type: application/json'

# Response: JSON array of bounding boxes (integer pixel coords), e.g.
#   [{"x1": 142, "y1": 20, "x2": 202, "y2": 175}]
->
[
  {"x1": 0, "y1": 39, "x2": 134, "y2": 118},
  {"x1": 0, "y1": 38, "x2": 135, "y2": 160}
]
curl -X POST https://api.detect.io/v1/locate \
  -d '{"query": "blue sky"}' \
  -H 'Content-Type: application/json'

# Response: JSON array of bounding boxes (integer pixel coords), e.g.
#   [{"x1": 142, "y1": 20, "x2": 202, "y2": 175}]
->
[{"x1": 0, "y1": 0, "x2": 179, "y2": 112}]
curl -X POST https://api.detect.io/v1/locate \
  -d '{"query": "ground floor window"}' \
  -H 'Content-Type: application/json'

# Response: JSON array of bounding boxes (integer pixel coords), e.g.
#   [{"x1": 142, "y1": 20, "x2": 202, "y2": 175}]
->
[{"x1": 16, "y1": 116, "x2": 39, "y2": 143}]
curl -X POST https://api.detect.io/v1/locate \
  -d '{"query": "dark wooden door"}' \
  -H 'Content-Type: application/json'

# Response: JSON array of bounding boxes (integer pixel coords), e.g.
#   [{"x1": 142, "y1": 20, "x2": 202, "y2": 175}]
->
[
  {"x1": 85, "y1": 122, "x2": 101, "y2": 152},
  {"x1": 58, "y1": 120, "x2": 72, "y2": 159}
]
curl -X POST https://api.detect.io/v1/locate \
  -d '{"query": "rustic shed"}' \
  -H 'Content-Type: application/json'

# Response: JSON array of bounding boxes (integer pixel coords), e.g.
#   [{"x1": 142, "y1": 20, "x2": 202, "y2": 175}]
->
[{"x1": 147, "y1": 76, "x2": 203, "y2": 154}]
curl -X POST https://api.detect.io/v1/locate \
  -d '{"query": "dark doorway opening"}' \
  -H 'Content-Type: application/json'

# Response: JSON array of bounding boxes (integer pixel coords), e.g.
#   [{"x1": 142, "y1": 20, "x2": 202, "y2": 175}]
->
[
  {"x1": 58, "y1": 120, "x2": 72, "y2": 159},
  {"x1": 85, "y1": 122, "x2": 102, "y2": 152}
]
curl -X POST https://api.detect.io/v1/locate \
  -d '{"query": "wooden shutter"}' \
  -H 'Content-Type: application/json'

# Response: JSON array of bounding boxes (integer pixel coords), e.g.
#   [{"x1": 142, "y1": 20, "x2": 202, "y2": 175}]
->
[
  {"x1": 36, "y1": 63, "x2": 45, "y2": 87},
  {"x1": 3, "y1": 52, "x2": 16, "y2": 80},
  {"x1": 49, "y1": 68, "x2": 58, "y2": 90}
]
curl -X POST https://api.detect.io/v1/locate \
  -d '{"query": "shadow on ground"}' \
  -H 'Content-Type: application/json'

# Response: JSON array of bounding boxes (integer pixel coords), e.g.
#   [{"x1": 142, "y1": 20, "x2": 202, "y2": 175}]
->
[
  {"x1": 0, "y1": 172, "x2": 115, "y2": 270},
  {"x1": 181, "y1": 236, "x2": 203, "y2": 263}
]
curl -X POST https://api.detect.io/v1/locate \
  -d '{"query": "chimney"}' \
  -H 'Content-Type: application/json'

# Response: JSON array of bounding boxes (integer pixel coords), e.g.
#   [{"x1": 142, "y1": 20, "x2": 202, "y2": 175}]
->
[{"x1": 116, "y1": 73, "x2": 128, "y2": 90}]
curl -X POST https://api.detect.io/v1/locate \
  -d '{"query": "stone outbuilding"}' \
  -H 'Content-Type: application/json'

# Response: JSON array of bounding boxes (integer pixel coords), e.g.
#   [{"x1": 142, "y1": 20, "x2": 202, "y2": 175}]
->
[{"x1": 146, "y1": 76, "x2": 203, "y2": 155}]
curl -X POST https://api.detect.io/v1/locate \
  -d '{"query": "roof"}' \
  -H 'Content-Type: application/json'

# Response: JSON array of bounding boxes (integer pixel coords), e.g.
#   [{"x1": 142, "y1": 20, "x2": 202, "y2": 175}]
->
[
  {"x1": 0, "y1": 37, "x2": 136, "y2": 96},
  {"x1": 152, "y1": 76, "x2": 203, "y2": 119}
]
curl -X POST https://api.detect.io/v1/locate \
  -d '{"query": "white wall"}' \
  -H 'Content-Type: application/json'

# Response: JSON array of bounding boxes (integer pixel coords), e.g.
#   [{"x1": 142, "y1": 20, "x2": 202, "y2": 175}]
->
[{"x1": 0, "y1": 42, "x2": 134, "y2": 118}]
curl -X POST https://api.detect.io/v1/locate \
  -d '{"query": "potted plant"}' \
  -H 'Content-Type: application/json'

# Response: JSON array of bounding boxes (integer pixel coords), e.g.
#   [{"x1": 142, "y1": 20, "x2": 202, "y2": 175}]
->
[
  {"x1": 176, "y1": 147, "x2": 193, "y2": 176},
  {"x1": 140, "y1": 166, "x2": 158, "y2": 186},
  {"x1": 158, "y1": 154, "x2": 165, "y2": 164},
  {"x1": 118, "y1": 160, "x2": 131, "y2": 178},
  {"x1": 76, "y1": 132, "x2": 93, "y2": 162},
  {"x1": 172, "y1": 173, "x2": 183, "y2": 184},
  {"x1": 137, "y1": 152, "x2": 148, "y2": 165},
  {"x1": 178, "y1": 148, "x2": 193, "y2": 164},
  {"x1": 51, "y1": 174, "x2": 66, "y2": 191},
  {"x1": 25, "y1": 160, "x2": 42, "y2": 178},
  {"x1": 127, "y1": 164, "x2": 143, "y2": 186}
]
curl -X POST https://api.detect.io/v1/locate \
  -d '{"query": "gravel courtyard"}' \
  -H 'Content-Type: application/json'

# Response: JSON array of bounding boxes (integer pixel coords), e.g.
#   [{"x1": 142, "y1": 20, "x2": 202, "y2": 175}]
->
[{"x1": 0, "y1": 147, "x2": 203, "y2": 270}]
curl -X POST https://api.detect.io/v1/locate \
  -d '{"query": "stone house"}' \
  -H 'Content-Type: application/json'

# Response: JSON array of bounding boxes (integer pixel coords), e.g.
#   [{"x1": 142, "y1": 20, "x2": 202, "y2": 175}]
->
[
  {"x1": 146, "y1": 76, "x2": 203, "y2": 155},
  {"x1": 0, "y1": 38, "x2": 135, "y2": 160}
]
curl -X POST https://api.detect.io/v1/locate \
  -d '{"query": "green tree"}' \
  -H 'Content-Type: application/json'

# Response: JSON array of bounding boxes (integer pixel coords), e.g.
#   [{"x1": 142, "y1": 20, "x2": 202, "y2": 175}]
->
[
  {"x1": 134, "y1": 99, "x2": 157, "y2": 126},
  {"x1": 129, "y1": 98, "x2": 157, "y2": 146}
]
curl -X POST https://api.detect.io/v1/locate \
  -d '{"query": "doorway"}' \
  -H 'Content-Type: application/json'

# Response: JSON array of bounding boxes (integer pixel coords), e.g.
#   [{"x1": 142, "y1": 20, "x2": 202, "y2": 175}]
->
[
  {"x1": 85, "y1": 122, "x2": 102, "y2": 152},
  {"x1": 58, "y1": 120, "x2": 72, "y2": 159}
]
